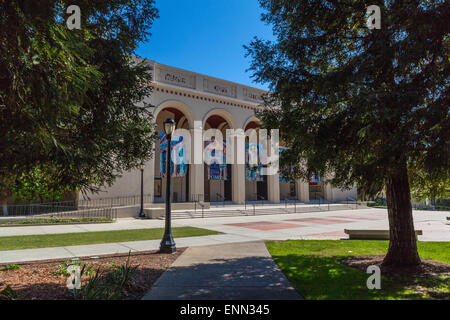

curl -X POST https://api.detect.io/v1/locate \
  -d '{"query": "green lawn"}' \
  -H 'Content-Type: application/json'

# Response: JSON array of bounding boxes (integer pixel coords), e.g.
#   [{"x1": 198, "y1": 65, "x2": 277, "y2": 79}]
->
[
  {"x1": 266, "y1": 240, "x2": 450, "y2": 300},
  {"x1": 0, "y1": 227, "x2": 220, "y2": 251}
]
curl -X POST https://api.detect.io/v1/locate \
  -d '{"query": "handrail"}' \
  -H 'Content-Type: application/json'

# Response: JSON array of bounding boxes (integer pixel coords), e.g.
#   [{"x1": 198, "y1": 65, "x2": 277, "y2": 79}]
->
[
  {"x1": 216, "y1": 193, "x2": 225, "y2": 207},
  {"x1": 191, "y1": 193, "x2": 204, "y2": 203},
  {"x1": 254, "y1": 193, "x2": 265, "y2": 206},
  {"x1": 194, "y1": 199, "x2": 205, "y2": 218},
  {"x1": 346, "y1": 197, "x2": 358, "y2": 209}
]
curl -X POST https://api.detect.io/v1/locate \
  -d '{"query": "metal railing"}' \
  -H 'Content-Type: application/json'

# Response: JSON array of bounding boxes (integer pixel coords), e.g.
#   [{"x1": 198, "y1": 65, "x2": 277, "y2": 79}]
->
[
  {"x1": 168, "y1": 196, "x2": 368, "y2": 219},
  {"x1": 2, "y1": 194, "x2": 157, "y2": 219},
  {"x1": 194, "y1": 200, "x2": 205, "y2": 218},
  {"x1": 2, "y1": 204, "x2": 117, "y2": 220},
  {"x1": 215, "y1": 193, "x2": 226, "y2": 207}
]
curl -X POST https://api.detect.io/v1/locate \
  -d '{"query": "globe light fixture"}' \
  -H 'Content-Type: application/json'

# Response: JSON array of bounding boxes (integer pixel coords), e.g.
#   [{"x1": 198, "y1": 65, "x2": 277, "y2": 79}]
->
[{"x1": 163, "y1": 118, "x2": 176, "y2": 135}]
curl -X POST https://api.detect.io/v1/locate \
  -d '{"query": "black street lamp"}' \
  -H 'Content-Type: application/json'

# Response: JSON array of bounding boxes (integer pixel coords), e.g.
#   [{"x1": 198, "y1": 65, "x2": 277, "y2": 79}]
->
[
  {"x1": 138, "y1": 161, "x2": 146, "y2": 218},
  {"x1": 160, "y1": 118, "x2": 176, "y2": 253}
]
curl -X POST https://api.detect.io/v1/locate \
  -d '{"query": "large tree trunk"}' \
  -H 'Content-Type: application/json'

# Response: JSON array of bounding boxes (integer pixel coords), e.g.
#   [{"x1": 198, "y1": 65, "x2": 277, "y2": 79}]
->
[
  {"x1": 382, "y1": 164, "x2": 421, "y2": 267},
  {"x1": 1, "y1": 195, "x2": 8, "y2": 216}
]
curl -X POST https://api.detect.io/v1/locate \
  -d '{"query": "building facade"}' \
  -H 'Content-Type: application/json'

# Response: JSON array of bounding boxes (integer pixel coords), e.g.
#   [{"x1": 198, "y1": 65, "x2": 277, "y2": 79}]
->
[{"x1": 86, "y1": 60, "x2": 357, "y2": 204}]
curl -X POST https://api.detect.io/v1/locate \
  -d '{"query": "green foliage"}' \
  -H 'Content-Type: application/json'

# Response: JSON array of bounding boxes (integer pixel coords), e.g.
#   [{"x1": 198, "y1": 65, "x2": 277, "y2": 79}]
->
[
  {"x1": 70, "y1": 252, "x2": 137, "y2": 300},
  {"x1": 409, "y1": 163, "x2": 450, "y2": 201},
  {"x1": 0, "y1": 264, "x2": 21, "y2": 271},
  {"x1": 0, "y1": 1, "x2": 159, "y2": 202},
  {"x1": 53, "y1": 260, "x2": 95, "y2": 277},
  {"x1": 0, "y1": 285, "x2": 22, "y2": 300},
  {"x1": 11, "y1": 166, "x2": 72, "y2": 203},
  {"x1": 108, "y1": 254, "x2": 139, "y2": 291}
]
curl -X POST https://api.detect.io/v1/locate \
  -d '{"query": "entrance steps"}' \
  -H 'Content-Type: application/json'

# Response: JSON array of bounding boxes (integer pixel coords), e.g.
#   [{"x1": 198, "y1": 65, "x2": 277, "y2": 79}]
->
[
  {"x1": 156, "y1": 203, "x2": 362, "y2": 219},
  {"x1": 145, "y1": 202, "x2": 210, "y2": 210}
]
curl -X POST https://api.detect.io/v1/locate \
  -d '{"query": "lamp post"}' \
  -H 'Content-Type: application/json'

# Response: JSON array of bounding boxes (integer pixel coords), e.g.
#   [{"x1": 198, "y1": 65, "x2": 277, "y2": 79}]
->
[
  {"x1": 160, "y1": 118, "x2": 176, "y2": 253},
  {"x1": 138, "y1": 161, "x2": 146, "y2": 218}
]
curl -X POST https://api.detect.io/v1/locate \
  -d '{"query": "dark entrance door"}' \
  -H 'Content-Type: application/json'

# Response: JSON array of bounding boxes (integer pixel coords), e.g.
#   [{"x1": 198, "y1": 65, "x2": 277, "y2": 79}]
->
[
  {"x1": 185, "y1": 165, "x2": 189, "y2": 202},
  {"x1": 256, "y1": 174, "x2": 268, "y2": 200},
  {"x1": 204, "y1": 165, "x2": 210, "y2": 202},
  {"x1": 224, "y1": 164, "x2": 232, "y2": 201}
]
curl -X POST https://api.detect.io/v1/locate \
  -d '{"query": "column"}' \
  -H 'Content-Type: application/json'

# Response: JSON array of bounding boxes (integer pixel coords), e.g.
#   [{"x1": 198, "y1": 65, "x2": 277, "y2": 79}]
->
[
  {"x1": 267, "y1": 173, "x2": 280, "y2": 203},
  {"x1": 189, "y1": 127, "x2": 204, "y2": 202},
  {"x1": 323, "y1": 182, "x2": 333, "y2": 202},
  {"x1": 232, "y1": 163, "x2": 245, "y2": 204},
  {"x1": 296, "y1": 180, "x2": 309, "y2": 203},
  {"x1": 232, "y1": 131, "x2": 245, "y2": 204}
]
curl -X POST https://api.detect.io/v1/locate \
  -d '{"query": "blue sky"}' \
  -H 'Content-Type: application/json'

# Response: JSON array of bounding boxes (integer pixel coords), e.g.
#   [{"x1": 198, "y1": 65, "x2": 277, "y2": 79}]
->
[{"x1": 135, "y1": 0, "x2": 275, "y2": 90}]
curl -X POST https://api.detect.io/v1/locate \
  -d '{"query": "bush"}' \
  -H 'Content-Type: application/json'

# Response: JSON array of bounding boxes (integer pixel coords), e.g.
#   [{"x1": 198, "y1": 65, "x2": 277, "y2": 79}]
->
[{"x1": 69, "y1": 252, "x2": 138, "y2": 300}]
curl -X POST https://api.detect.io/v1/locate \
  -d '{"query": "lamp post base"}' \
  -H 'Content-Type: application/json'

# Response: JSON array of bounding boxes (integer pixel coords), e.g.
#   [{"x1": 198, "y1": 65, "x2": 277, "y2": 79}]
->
[
  {"x1": 160, "y1": 236, "x2": 176, "y2": 253},
  {"x1": 138, "y1": 210, "x2": 148, "y2": 219}
]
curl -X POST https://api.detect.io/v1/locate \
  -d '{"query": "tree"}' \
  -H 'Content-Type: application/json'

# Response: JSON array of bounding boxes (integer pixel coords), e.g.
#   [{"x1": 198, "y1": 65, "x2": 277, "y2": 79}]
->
[
  {"x1": 0, "y1": 1, "x2": 159, "y2": 214},
  {"x1": 246, "y1": 0, "x2": 449, "y2": 267},
  {"x1": 11, "y1": 165, "x2": 72, "y2": 203}
]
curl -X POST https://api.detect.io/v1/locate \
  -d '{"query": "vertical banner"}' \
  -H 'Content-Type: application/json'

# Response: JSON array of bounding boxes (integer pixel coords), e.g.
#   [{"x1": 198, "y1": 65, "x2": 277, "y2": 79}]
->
[
  {"x1": 245, "y1": 142, "x2": 263, "y2": 181},
  {"x1": 279, "y1": 147, "x2": 294, "y2": 182},
  {"x1": 310, "y1": 172, "x2": 321, "y2": 183},
  {"x1": 205, "y1": 139, "x2": 227, "y2": 180},
  {"x1": 160, "y1": 132, "x2": 187, "y2": 177}
]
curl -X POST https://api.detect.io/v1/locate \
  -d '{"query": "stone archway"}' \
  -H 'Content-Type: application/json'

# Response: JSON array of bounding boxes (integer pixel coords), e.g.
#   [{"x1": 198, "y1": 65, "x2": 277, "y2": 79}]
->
[
  {"x1": 154, "y1": 101, "x2": 194, "y2": 203},
  {"x1": 203, "y1": 111, "x2": 235, "y2": 203}
]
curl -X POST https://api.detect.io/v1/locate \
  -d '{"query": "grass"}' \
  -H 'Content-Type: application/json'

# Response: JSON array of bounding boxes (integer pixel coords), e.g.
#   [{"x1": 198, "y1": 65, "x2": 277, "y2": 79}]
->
[
  {"x1": 266, "y1": 240, "x2": 450, "y2": 300},
  {"x1": 0, "y1": 227, "x2": 221, "y2": 251},
  {"x1": 0, "y1": 218, "x2": 114, "y2": 226}
]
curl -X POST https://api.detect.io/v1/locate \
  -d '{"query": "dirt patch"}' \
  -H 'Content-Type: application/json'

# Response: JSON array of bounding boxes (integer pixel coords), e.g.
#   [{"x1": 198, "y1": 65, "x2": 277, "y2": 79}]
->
[
  {"x1": 341, "y1": 255, "x2": 450, "y2": 277},
  {"x1": 341, "y1": 255, "x2": 450, "y2": 299},
  {"x1": 0, "y1": 249, "x2": 184, "y2": 300}
]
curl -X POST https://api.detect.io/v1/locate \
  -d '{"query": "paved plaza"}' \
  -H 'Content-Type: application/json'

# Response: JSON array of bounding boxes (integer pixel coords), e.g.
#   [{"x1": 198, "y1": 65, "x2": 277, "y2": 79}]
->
[{"x1": 0, "y1": 207, "x2": 449, "y2": 264}]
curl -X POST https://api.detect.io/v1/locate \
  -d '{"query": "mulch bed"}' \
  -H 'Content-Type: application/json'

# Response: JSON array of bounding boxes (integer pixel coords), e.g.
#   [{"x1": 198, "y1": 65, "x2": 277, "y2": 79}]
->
[
  {"x1": 0, "y1": 249, "x2": 184, "y2": 300},
  {"x1": 341, "y1": 255, "x2": 450, "y2": 299}
]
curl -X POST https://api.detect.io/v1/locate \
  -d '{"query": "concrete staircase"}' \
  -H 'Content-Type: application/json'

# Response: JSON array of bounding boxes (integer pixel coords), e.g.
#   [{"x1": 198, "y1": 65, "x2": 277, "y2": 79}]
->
[
  {"x1": 156, "y1": 203, "x2": 362, "y2": 220},
  {"x1": 158, "y1": 204, "x2": 362, "y2": 220}
]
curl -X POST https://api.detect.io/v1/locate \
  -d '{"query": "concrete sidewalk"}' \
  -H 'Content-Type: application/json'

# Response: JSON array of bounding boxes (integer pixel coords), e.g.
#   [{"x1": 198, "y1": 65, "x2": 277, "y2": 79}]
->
[
  {"x1": 1, "y1": 208, "x2": 448, "y2": 263},
  {"x1": 142, "y1": 241, "x2": 302, "y2": 300},
  {"x1": 0, "y1": 233, "x2": 258, "y2": 264}
]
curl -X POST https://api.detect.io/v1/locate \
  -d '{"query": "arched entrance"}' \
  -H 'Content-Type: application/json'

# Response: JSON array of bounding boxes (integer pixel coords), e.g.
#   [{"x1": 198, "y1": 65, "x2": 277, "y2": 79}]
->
[
  {"x1": 203, "y1": 112, "x2": 234, "y2": 203},
  {"x1": 154, "y1": 103, "x2": 193, "y2": 203}
]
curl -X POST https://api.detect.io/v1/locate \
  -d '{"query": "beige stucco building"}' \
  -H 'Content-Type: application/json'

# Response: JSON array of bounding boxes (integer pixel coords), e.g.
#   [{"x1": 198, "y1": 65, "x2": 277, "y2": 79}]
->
[{"x1": 86, "y1": 60, "x2": 357, "y2": 205}]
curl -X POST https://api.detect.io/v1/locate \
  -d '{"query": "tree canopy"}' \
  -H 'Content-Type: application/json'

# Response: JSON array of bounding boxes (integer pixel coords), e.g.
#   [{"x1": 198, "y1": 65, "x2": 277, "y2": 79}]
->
[{"x1": 0, "y1": 0, "x2": 159, "y2": 204}]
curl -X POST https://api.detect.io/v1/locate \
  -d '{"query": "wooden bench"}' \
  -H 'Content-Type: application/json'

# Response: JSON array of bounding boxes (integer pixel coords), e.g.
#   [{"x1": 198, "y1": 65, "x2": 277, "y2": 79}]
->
[{"x1": 344, "y1": 229, "x2": 423, "y2": 240}]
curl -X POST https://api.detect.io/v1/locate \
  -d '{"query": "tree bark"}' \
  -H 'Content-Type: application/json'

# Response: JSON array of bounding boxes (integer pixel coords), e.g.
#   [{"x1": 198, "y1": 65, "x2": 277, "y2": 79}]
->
[
  {"x1": 382, "y1": 164, "x2": 421, "y2": 267},
  {"x1": 1, "y1": 195, "x2": 8, "y2": 216}
]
